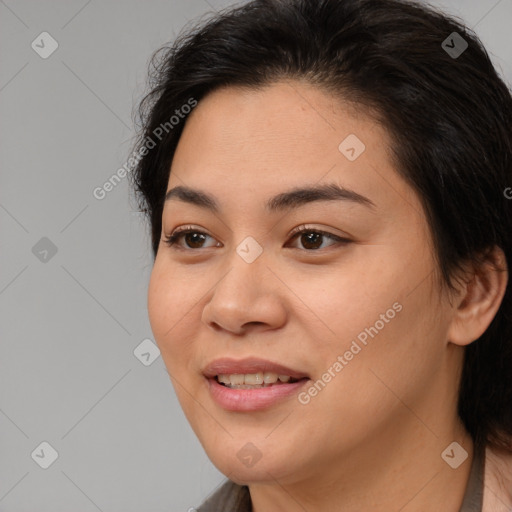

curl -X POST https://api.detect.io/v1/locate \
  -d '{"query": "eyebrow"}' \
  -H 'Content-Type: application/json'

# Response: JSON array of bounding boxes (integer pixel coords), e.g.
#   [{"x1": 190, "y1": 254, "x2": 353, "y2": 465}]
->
[{"x1": 164, "y1": 182, "x2": 376, "y2": 213}]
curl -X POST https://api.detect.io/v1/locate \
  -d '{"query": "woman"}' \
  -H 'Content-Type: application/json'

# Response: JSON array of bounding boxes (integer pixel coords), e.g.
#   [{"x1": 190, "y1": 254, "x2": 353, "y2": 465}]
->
[{"x1": 129, "y1": 0, "x2": 512, "y2": 510}]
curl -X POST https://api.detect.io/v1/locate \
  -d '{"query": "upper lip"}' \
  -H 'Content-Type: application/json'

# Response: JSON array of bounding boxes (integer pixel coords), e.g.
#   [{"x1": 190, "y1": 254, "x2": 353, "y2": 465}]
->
[{"x1": 203, "y1": 357, "x2": 310, "y2": 380}]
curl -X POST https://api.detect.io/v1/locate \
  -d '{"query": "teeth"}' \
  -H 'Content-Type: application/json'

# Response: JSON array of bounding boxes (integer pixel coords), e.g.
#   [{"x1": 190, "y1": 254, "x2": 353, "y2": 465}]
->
[
  {"x1": 244, "y1": 372, "x2": 263, "y2": 385},
  {"x1": 263, "y1": 372, "x2": 279, "y2": 383},
  {"x1": 217, "y1": 374, "x2": 231, "y2": 385},
  {"x1": 217, "y1": 372, "x2": 296, "y2": 387},
  {"x1": 230, "y1": 374, "x2": 245, "y2": 385}
]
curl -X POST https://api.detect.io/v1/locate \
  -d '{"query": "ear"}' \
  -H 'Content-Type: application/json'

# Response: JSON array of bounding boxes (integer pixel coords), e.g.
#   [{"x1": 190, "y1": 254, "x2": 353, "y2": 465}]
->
[{"x1": 447, "y1": 246, "x2": 508, "y2": 347}]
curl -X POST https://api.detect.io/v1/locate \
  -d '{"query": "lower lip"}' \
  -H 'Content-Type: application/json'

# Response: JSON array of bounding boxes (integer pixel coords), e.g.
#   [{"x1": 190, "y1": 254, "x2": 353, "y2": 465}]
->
[{"x1": 206, "y1": 377, "x2": 309, "y2": 411}]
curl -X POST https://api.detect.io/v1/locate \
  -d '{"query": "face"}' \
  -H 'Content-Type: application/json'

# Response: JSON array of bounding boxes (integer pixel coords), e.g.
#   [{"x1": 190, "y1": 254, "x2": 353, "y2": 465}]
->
[{"x1": 148, "y1": 81, "x2": 461, "y2": 486}]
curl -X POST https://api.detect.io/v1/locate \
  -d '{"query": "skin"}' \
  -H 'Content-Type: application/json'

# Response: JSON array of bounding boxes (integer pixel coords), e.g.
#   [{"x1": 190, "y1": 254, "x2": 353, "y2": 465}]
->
[{"x1": 147, "y1": 80, "x2": 508, "y2": 511}]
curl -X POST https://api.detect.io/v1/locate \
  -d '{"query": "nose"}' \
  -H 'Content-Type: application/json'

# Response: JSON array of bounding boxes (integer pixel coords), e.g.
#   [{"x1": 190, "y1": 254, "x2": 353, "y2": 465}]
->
[{"x1": 201, "y1": 247, "x2": 288, "y2": 336}]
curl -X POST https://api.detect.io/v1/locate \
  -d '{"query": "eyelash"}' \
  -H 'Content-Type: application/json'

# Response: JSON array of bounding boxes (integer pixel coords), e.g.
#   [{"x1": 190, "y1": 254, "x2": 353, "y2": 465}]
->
[{"x1": 163, "y1": 224, "x2": 351, "y2": 251}]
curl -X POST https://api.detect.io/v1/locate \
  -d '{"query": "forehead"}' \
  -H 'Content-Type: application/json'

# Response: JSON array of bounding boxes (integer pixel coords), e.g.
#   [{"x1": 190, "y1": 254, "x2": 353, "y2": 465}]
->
[{"x1": 166, "y1": 81, "x2": 420, "y2": 217}]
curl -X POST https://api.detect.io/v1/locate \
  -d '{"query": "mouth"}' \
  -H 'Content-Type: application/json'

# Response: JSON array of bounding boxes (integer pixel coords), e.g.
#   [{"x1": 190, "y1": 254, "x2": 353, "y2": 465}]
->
[
  {"x1": 202, "y1": 357, "x2": 310, "y2": 411},
  {"x1": 203, "y1": 356, "x2": 309, "y2": 382},
  {"x1": 214, "y1": 372, "x2": 305, "y2": 389}
]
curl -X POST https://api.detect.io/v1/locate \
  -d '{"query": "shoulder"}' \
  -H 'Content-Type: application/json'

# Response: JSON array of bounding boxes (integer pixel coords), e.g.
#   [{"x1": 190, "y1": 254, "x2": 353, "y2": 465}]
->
[
  {"x1": 196, "y1": 479, "x2": 251, "y2": 512},
  {"x1": 483, "y1": 444, "x2": 512, "y2": 511}
]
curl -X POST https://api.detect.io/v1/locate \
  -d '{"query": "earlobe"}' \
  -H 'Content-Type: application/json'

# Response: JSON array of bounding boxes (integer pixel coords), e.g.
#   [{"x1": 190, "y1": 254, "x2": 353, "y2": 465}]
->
[{"x1": 447, "y1": 246, "x2": 508, "y2": 347}]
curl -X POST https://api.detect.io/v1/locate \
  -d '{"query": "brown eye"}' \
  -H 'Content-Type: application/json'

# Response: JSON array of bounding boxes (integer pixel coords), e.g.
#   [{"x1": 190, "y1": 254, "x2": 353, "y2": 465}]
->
[
  {"x1": 299, "y1": 232, "x2": 324, "y2": 250},
  {"x1": 183, "y1": 232, "x2": 207, "y2": 249},
  {"x1": 288, "y1": 227, "x2": 350, "y2": 251},
  {"x1": 164, "y1": 229, "x2": 219, "y2": 249}
]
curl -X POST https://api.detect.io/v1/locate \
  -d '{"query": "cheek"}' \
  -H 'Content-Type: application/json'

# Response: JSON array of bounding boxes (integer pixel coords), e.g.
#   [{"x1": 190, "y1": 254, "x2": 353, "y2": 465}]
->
[
  {"x1": 147, "y1": 264, "x2": 171, "y2": 343},
  {"x1": 148, "y1": 263, "x2": 204, "y2": 418},
  {"x1": 294, "y1": 245, "x2": 447, "y2": 400},
  {"x1": 295, "y1": 297, "x2": 445, "y2": 452},
  {"x1": 284, "y1": 251, "x2": 403, "y2": 351},
  {"x1": 323, "y1": 286, "x2": 447, "y2": 419},
  {"x1": 147, "y1": 262, "x2": 197, "y2": 365}
]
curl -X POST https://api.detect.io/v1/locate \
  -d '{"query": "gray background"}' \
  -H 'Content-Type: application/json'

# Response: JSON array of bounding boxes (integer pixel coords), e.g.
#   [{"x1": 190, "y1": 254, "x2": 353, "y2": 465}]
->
[{"x1": 1, "y1": 0, "x2": 511, "y2": 510}]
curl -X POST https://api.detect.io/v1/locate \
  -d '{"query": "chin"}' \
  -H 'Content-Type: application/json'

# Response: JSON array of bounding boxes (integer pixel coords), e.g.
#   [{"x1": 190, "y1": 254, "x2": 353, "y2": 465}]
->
[
  {"x1": 212, "y1": 458, "x2": 285, "y2": 485},
  {"x1": 204, "y1": 439, "x2": 298, "y2": 484}
]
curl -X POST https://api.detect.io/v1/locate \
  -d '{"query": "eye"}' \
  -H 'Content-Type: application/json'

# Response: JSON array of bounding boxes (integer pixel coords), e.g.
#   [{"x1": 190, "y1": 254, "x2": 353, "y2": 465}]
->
[
  {"x1": 163, "y1": 224, "x2": 350, "y2": 251},
  {"x1": 287, "y1": 224, "x2": 351, "y2": 251},
  {"x1": 163, "y1": 226, "x2": 219, "y2": 250}
]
